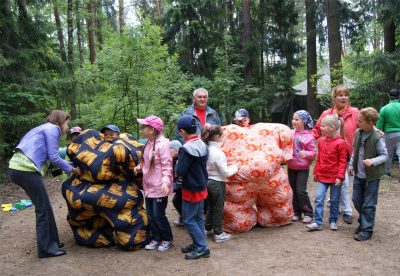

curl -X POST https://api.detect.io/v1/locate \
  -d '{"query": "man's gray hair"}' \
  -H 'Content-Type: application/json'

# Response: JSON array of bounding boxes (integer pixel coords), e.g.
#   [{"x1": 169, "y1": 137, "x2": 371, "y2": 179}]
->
[{"x1": 193, "y1": 87, "x2": 209, "y2": 97}]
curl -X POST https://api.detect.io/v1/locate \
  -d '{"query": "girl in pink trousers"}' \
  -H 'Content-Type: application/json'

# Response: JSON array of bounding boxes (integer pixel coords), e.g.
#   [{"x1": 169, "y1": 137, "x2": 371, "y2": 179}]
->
[{"x1": 287, "y1": 110, "x2": 317, "y2": 223}]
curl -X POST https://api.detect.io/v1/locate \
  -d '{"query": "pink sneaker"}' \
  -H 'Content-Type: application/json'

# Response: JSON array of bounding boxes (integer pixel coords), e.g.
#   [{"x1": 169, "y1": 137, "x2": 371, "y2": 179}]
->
[{"x1": 302, "y1": 216, "x2": 312, "y2": 223}]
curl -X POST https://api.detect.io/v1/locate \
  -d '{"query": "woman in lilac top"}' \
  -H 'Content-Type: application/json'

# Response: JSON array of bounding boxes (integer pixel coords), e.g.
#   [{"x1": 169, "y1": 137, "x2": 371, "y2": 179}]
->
[{"x1": 8, "y1": 110, "x2": 80, "y2": 258}]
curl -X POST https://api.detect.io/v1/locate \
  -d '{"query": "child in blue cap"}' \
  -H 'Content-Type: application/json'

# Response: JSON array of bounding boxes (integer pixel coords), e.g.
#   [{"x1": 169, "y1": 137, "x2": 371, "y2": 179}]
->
[{"x1": 100, "y1": 124, "x2": 120, "y2": 140}]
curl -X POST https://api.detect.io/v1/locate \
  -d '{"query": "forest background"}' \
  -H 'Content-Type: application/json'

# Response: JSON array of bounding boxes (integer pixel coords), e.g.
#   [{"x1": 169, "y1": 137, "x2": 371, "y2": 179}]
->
[{"x1": 0, "y1": 0, "x2": 399, "y2": 179}]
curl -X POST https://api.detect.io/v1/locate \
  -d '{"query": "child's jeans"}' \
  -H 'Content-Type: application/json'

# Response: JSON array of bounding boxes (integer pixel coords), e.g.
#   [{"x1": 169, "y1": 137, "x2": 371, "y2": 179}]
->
[
  {"x1": 288, "y1": 169, "x2": 313, "y2": 217},
  {"x1": 352, "y1": 177, "x2": 380, "y2": 233},
  {"x1": 145, "y1": 197, "x2": 173, "y2": 242},
  {"x1": 314, "y1": 182, "x2": 341, "y2": 225},
  {"x1": 205, "y1": 180, "x2": 226, "y2": 235},
  {"x1": 182, "y1": 199, "x2": 208, "y2": 252}
]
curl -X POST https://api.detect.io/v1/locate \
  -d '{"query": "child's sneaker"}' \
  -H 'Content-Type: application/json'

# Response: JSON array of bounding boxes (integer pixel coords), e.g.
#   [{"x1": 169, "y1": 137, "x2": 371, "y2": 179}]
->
[
  {"x1": 174, "y1": 218, "x2": 184, "y2": 227},
  {"x1": 158, "y1": 240, "x2": 174, "y2": 252},
  {"x1": 302, "y1": 216, "x2": 312, "y2": 224},
  {"x1": 292, "y1": 215, "x2": 300, "y2": 222},
  {"x1": 145, "y1": 240, "x2": 160, "y2": 250},
  {"x1": 185, "y1": 249, "x2": 211, "y2": 260},
  {"x1": 306, "y1": 222, "x2": 322, "y2": 231},
  {"x1": 214, "y1": 232, "x2": 231, "y2": 243},
  {"x1": 329, "y1": 222, "x2": 338, "y2": 231}
]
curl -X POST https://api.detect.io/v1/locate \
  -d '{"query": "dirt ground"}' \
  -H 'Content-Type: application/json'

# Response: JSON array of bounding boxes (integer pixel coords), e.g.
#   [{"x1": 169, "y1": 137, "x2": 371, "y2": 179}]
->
[{"x1": 1, "y1": 165, "x2": 399, "y2": 276}]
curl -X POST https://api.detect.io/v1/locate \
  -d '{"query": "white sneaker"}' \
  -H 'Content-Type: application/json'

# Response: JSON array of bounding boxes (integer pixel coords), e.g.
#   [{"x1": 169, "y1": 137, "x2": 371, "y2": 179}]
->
[
  {"x1": 205, "y1": 229, "x2": 214, "y2": 236},
  {"x1": 292, "y1": 215, "x2": 300, "y2": 222},
  {"x1": 158, "y1": 240, "x2": 175, "y2": 252},
  {"x1": 214, "y1": 232, "x2": 231, "y2": 243},
  {"x1": 145, "y1": 240, "x2": 160, "y2": 250},
  {"x1": 330, "y1": 222, "x2": 338, "y2": 231},
  {"x1": 306, "y1": 222, "x2": 322, "y2": 231},
  {"x1": 302, "y1": 216, "x2": 312, "y2": 224}
]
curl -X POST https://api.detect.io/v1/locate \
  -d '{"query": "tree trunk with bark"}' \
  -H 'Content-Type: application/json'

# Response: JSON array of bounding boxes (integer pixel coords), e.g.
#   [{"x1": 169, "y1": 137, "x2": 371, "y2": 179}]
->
[
  {"x1": 155, "y1": 0, "x2": 163, "y2": 17},
  {"x1": 306, "y1": 0, "x2": 318, "y2": 117},
  {"x1": 119, "y1": 0, "x2": 125, "y2": 33},
  {"x1": 76, "y1": 0, "x2": 85, "y2": 66},
  {"x1": 97, "y1": 0, "x2": 103, "y2": 50},
  {"x1": 241, "y1": 0, "x2": 253, "y2": 83},
  {"x1": 67, "y1": 0, "x2": 74, "y2": 67},
  {"x1": 87, "y1": 0, "x2": 96, "y2": 64},
  {"x1": 53, "y1": 1, "x2": 67, "y2": 62},
  {"x1": 326, "y1": 0, "x2": 343, "y2": 84},
  {"x1": 384, "y1": 20, "x2": 396, "y2": 53}
]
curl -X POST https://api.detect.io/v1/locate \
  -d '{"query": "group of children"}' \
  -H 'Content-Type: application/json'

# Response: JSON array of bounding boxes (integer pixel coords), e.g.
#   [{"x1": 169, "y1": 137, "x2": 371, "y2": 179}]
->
[
  {"x1": 67, "y1": 103, "x2": 388, "y2": 260},
  {"x1": 128, "y1": 114, "x2": 237, "y2": 260},
  {"x1": 288, "y1": 107, "x2": 388, "y2": 242}
]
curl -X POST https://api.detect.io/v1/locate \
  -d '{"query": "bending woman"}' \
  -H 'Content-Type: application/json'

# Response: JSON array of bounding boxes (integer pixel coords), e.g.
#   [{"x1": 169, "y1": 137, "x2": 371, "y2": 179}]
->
[{"x1": 8, "y1": 110, "x2": 80, "y2": 258}]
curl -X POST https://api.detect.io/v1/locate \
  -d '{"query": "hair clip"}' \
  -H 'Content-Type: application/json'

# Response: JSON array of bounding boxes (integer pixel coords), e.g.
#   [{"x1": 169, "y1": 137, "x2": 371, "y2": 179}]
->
[{"x1": 204, "y1": 123, "x2": 212, "y2": 130}]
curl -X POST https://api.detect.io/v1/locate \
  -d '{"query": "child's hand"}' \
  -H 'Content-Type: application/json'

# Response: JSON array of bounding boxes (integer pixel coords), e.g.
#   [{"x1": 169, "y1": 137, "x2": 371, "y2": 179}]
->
[
  {"x1": 362, "y1": 159, "x2": 374, "y2": 167},
  {"x1": 299, "y1": 150, "x2": 306, "y2": 158},
  {"x1": 71, "y1": 166, "x2": 81, "y2": 176},
  {"x1": 348, "y1": 168, "x2": 354, "y2": 176},
  {"x1": 133, "y1": 166, "x2": 142, "y2": 176},
  {"x1": 161, "y1": 182, "x2": 170, "y2": 196},
  {"x1": 335, "y1": 178, "x2": 342, "y2": 186}
]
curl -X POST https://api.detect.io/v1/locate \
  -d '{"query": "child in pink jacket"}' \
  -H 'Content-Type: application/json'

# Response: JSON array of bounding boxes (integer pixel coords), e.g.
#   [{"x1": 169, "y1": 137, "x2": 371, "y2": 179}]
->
[
  {"x1": 135, "y1": 116, "x2": 174, "y2": 252},
  {"x1": 287, "y1": 110, "x2": 316, "y2": 223}
]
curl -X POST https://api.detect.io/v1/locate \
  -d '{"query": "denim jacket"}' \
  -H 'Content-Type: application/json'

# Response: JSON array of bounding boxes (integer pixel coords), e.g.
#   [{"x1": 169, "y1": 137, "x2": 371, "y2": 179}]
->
[
  {"x1": 175, "y1": 104, "x2": 220, "y2": 143},
  {"x1": 16, "y1": 122, "x2": 73, "y2": 173}
]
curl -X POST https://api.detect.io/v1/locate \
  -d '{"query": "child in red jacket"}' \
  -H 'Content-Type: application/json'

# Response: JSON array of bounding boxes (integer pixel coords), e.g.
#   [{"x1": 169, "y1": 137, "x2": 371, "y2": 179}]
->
[{"x1": 307, "y1": 115, "x2": 348, "y2": 231}]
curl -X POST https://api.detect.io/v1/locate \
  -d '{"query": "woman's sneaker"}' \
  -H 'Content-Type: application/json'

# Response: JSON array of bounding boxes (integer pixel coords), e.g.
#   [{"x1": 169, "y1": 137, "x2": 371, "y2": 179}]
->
[
  {"x1": 214, "y1": 232, "x2": 231, "y2": 243},
  {"x1": 145, "y1": 240, "x2": 160, "y2": 250},
  {"x1": 292, "y1": 215, "x2": 300, "y2": 222},
  {"x1": 306, "y1": 222, "x2": 322, "y2": 231},
  {"x1": 302, "y1": 216, "x2": 312, "y2": 224},
  {"x1": 158, "y1": 241, "x2": 175, "y2": 252}
]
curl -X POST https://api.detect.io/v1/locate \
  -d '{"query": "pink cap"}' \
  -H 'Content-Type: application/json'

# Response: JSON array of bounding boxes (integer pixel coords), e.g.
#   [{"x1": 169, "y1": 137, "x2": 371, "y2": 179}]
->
[{"x1": 137, "y1": 115, "x2": 164, "y2": 132}]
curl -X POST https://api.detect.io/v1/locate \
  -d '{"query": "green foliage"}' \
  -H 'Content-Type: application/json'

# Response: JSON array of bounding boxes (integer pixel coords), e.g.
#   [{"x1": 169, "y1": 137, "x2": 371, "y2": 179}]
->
[
  {"x1": 344, "y1": 49, "x2": 400, "y2": 109},
  {"x1": 77, "y1": 20, "x2": 190, "y2": 139}
]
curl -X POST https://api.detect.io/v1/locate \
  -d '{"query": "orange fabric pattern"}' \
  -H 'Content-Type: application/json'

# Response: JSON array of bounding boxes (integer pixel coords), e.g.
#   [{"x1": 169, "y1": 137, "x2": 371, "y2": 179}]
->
[{"x1": 221, "y1": 123, "x2": 294, "y2": 232}]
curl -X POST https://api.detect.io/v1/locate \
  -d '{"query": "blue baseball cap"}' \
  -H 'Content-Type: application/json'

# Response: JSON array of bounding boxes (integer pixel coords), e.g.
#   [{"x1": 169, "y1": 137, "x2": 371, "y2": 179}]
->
[
  {"x1": 100, "y1": 124, "x2": 120, "y2": 134},
  {"x1": 177, "y1": 115, "x2": 197, "y2": 129},
  {"x1": 234, "y1": 109, "x2": 250, "y2": 121}
]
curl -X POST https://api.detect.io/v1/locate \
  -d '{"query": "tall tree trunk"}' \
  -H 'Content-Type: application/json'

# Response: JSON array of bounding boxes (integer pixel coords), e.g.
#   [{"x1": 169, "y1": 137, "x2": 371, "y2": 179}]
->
[
  {"x1": 155, "y1": 0, "x2": 163, "y2": 17},
  {"x1": 259, "y1": 0, "x2": 266, "y2": 88},
  {"x1": 76, "y1": 0, "x2": 85, "y2": 66},
  {"x1": 306, "y1": 0, "x2": 318, "y2": 117},
  {"x1": 97, "y1": 0, "x2": 103, "y2": 50},
  {"x1": 241, "y1": 0, "x2": 253, "y2": 83},
  {"x1": 119, "y1": 0, "x2": 125, "y2": 33},
  {"x1": 326, "y1": 0, "x2": 343, "y2": 84},
  {"x1": 87, "y1": 1, "x2": 96, "y2": 64},
  {"x1": 67, "y1": 0, "x2": 74, "y2": 67},
  {"x1": 53, "y1": 1, "x2": 67, "y2": 62},
  {"x1": 384, "y1": 20, "x2": 396, "y2": 53},
  {"x1": 383, "y1": 20, "x2": 396, "y2": 83}
]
